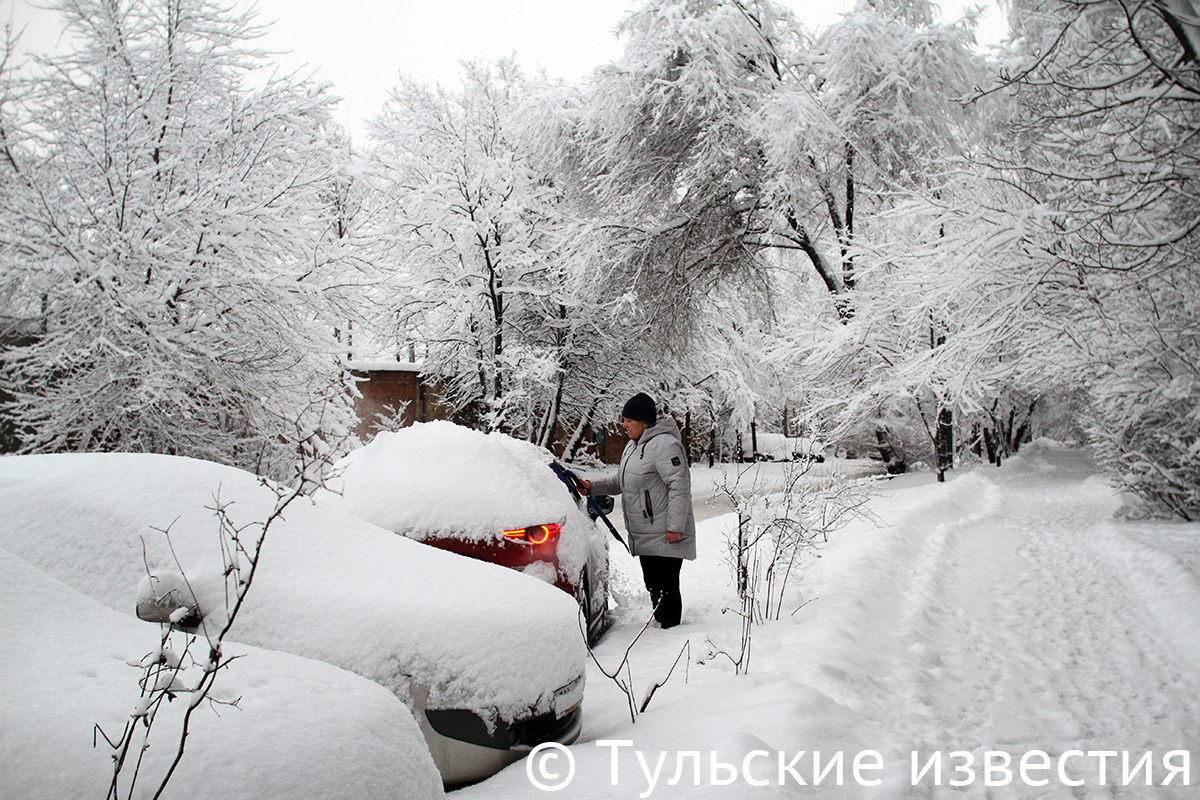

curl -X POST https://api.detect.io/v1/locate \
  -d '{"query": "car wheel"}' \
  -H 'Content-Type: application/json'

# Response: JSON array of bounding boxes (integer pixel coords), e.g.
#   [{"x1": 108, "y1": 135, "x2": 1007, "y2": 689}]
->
[{"x1": 578, "y1": 571, "x2": 593, "y2": 643}]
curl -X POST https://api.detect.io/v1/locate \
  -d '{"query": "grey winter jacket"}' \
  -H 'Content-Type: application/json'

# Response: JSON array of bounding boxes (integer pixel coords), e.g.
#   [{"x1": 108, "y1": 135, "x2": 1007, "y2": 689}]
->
[{"x1": 589, "y1": 416, "x2": 697, "y2": 560}]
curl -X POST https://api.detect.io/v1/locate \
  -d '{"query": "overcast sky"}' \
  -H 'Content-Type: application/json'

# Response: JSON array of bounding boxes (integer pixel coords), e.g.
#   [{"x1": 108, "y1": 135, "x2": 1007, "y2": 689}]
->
[{"x1": 4, "y1": 0, "x2": 1008, "y2": 143}]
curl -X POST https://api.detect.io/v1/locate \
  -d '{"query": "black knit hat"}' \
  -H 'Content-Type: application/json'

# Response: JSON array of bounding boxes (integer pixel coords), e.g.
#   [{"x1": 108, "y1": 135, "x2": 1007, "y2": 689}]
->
[{"x1": 621, "y1": 392, "x2": 657, "y2": 425}]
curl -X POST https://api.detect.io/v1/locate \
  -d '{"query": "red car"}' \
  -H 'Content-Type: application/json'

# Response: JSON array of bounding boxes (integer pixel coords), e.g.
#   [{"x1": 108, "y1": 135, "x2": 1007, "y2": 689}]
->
[{"x1": 328, "y1": 421, "x2": 613, "y2": 644}]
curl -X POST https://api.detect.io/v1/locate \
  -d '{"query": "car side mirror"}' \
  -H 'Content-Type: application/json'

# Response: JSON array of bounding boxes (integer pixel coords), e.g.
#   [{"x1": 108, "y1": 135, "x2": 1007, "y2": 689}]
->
[
  {"x1": 588, "y1": 495, "x2": 614, "y2": 519},
  {"x1": 136, "y1": 571, "x2": 202, "y2": 628}
]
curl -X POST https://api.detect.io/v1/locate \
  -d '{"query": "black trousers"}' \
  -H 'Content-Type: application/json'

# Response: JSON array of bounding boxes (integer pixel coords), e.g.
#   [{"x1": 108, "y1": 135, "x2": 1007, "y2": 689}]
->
[{"x1": 639, "y1": 555, "x2": 683, "y2": 628}]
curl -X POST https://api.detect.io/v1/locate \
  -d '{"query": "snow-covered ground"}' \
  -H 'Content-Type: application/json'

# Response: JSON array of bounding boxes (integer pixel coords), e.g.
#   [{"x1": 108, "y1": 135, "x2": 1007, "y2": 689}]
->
[
  {"x1": 460, "y1": 443, "x2": 1200, "y2": 798},
  {"x1": 4, "y1": 443, "x2": 1196, "y2": 798},
  {"x1": 688, "y1": 457, "x2": 888, "y2": 521}
]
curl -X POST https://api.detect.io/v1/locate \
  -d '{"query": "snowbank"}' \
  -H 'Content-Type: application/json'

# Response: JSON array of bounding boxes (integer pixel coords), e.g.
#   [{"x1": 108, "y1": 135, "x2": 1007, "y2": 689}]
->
[{"x1": 0, "y1": 548, "x2": 442, "y2": 800}]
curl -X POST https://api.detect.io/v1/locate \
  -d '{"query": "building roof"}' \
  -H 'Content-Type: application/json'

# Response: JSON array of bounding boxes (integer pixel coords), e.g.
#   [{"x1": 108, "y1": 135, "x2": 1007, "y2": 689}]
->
[{"x1": 344, "y1": 360, "x2": 424, "y2": 373}]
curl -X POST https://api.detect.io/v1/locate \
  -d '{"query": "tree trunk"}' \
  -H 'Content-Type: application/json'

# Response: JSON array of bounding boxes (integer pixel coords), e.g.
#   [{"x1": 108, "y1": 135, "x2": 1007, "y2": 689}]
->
[
  {"x1": 983, "y1": 426, "x2": 999, "y2": 466},
  {"x1": 684, "y1": 409, "x2": 692, "y2": 464},
  {"x1": 931, "y1": 316, "x2": 954, "y2": 481},
  {"x1": 539, "y1": 369, "x2": 565, "y2": 451},
  {"x1": 875, "y1": 426, "x2": 906, "y2": 474},
  {"x1": 935, "y1": 405, "x2": 954, "y2": 482},
  {"x1": 564, "y1": 398, "x2": 599, "y2": 463},
  {"x1": 842, "y1": 142, "x2": 855, "y2": 291},
  {"x1": 1011, "y1": 399, "x2": 1037, "y2": 453}
]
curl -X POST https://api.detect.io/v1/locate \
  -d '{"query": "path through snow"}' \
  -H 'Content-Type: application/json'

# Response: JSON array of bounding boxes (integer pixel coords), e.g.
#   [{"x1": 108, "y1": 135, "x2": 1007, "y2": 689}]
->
[{"x1": 462, "y1": 444, "x2": 1200, "y2": 798}]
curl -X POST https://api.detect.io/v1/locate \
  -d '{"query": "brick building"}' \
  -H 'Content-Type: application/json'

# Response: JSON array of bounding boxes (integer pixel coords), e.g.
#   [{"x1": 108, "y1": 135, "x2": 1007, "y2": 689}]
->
[
  {"x1": 346, "y1": 362, "x2": 682, "y2": 465},
  {"x1": 345, "y1": 361, "x2": 452, "y2": 441}
]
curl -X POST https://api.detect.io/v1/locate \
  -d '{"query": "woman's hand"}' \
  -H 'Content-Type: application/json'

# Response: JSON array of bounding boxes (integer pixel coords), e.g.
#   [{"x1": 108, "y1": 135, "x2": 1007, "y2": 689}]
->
[
  {"x1": 579, "y1": 479, "x2": 591, "y2": 495},
  {"x1": 666, "y1": 531, "x2": 682, "y2": 543}
]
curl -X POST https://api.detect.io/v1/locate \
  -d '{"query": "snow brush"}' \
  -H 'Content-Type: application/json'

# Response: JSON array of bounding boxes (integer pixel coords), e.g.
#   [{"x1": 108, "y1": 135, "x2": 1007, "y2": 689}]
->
[{"x1": 548, "y1": 461, "x2": 631, "y2": 555}]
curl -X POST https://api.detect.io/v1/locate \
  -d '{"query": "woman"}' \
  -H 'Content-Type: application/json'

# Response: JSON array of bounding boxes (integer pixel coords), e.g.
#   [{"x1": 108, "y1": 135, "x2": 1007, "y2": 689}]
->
[{"x1": 583, "y1": 392, "x2": 696, "y2": 628}]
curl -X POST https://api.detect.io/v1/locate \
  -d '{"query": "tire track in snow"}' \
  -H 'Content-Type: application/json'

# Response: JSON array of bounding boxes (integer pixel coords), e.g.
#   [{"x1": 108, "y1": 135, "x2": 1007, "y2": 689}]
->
[
  {"x1": 784, "y1": 472, "x2": 1005, "y2": 729},
  {"x1": 877, "y1": 449, "x2": 1200, "y2": 797},
  {"x1": 1092, "y1": 522, "x2": 1200, "y2": 672}
]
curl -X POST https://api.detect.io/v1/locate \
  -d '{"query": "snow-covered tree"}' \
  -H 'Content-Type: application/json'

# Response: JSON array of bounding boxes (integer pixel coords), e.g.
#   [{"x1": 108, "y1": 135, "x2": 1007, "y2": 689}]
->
[
  {"x1": 760, "y1": 0, "x2": 982, "y2": 304},
  {"x1": 366, "y1": 61, "x2": 633, "y2": 442},
  {"x1": 795, "y1": 173, "x2": 1070, "y2": 472},
  {"x1": 976, "y1": 0, "x2": 1200, "y2": 515},
  {"x1": 543, "y1": 0, "x2": 795, "y2": 344},
  {"x1": 748, "y1": 0, "x2": 985, "y2": 474},
  {"x1": 0, "y1": 0, "x2": 356, "y2": 477},
  {"x1": 808, "y1": 0, "x2": 1200, "y2": 508}
]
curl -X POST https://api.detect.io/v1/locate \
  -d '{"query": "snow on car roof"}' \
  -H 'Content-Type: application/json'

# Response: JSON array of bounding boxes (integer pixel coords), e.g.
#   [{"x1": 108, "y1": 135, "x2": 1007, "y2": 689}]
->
[
  {"x1": 326, "y1": 421, "x2": 577, "y2": 540},
  {"x1": 0, "y1": 452, "x2": 584, "y2": 722},
  {"x1": 0, "y1": 548, "x2": 443, "y2": 800}
]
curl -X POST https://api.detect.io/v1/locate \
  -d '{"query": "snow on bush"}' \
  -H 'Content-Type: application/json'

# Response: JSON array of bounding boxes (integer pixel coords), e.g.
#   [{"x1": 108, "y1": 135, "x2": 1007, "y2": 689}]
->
[
  {"x1": 0, "y1": 548, "x2": 443, "y2": 800},
  {"x1": 1084, "y1": 284, "x2": 1200, "y2": 521}
]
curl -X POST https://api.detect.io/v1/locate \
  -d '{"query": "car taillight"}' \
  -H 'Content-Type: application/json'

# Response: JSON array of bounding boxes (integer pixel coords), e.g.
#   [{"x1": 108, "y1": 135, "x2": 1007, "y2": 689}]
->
[{"x1": 502, "y1": 523, "x2": 561, "y2": 545}]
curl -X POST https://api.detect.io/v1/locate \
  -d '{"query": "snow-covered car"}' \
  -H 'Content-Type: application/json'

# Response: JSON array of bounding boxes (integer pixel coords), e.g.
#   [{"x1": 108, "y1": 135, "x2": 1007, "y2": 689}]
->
[
  {"x1": 325, "y1": 421, "x2": 612, "y2": 644},
  {"x1": 0, "y1": 548, "x2": 444, "y2": 800},
  {"x1": 0, "y1": 453, "x2": 587, "y2": 787},
  {"x1": 741, "y1": 432, "x2": 827, "y2": 463}
]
